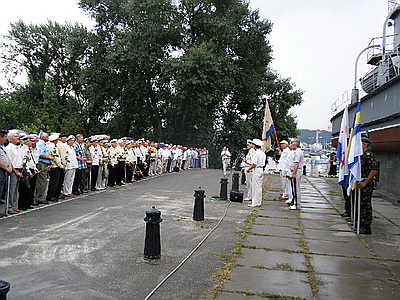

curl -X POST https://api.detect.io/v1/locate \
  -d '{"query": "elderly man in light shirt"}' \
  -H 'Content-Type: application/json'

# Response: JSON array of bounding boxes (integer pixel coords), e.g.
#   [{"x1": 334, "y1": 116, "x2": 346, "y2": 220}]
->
[
  {"x1": 5, "y1": 132, "x2": 24, "y2": 214},
  {"x1": 287, "y1": 139, "x2": 305, "y2": 210}
]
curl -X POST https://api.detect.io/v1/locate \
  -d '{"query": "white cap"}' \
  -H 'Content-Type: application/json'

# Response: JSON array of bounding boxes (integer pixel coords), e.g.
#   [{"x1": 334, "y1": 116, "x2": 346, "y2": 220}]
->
[
  {"x1": 252, "y1": 138, "x2": 263, "y2": 147},
  {"x1": 49, "y1": 133, "x2": 60, "y2": 142}
]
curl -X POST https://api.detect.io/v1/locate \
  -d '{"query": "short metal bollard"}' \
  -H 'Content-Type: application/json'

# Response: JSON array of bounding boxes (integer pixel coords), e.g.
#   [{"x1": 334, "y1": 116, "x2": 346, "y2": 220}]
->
[
  {"x1": 303, "y1": 165, "x2": 306, "y2": 176},
  {"x1": 193, "y1": 187, "x2": 206, "y2": 221},
  {"x1": 144, "y1": 206, "x2": 163, "y2": 259},
  {"x1": 219, "y1": 178, "x2": 228, "y2": 200},
  {"x1": 0, "y1": 280, "x2": 10, "y2": 300},
  {"x1": 232, "y1": 172, "x2": 240, "y2": 192}
]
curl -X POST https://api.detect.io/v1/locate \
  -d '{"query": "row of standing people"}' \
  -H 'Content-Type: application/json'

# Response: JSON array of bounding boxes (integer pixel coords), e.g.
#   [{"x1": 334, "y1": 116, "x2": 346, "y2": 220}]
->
[
  {"x1": 0, "y1": 129, "x2": 209, "y2": 216},
  {"x1": 276, "y1": 139, "x2": 305, "y2": 210}
]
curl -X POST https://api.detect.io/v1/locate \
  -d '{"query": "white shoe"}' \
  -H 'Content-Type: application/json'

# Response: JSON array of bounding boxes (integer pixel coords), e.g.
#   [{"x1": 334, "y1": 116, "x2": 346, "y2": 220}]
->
[
  {"x1": 289, "y1": 205, "x2": 299, "y2": 210},
  {"x1": 285, "y1": 199, "x2": 292, "y2": 204},
  {"x1": 243, "y1": 198, "x2": 251, "y2": 201}
]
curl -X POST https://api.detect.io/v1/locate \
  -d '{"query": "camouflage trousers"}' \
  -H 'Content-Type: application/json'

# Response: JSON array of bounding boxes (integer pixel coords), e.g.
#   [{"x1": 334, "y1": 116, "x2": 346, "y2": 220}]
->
[{"x1": 360, "y1": 185, "x2": 373, "y2": 226}]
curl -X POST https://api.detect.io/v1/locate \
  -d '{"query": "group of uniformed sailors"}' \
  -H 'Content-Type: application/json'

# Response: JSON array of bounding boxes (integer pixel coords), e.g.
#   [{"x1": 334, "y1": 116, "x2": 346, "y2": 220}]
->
[
  {"x1": 0, "y1": 129, "x2": 208, "y2": 216},
  {"x1": 276, "y1": 139, "x2": 305, "y2": 210},
  {"x1": 241, "y1": 138, "x2": 304, "y2": 210}
]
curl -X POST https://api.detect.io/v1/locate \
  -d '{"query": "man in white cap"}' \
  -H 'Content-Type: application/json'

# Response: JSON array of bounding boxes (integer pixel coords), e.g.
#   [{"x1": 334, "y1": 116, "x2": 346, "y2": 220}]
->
[
  {"x1": 277, "y1": 140, "x2": 291, "y2": 200},
  {"x1": 34, "y1": 132, "x2": 54, "y2": 205},
  {"x1": 220, "y1": 146, "x2": 231, "y2": 176},
  {"x1": 46, "y1": 133, "x2": 64, "y2": 202},
  {"x1": 246, "y1": 138, "x2": 266, "y2": 207},
  {"x1": 287, "y1": 139, "x2": 304, "y2": 210},
  {"x1": 243, "y1": 140, "x2": 255, "y2": 201}
]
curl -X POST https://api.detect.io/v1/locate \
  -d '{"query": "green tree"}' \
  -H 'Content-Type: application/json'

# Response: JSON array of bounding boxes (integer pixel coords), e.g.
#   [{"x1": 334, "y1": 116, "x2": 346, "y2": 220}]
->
[{"x1": 1, "y1": 20, "x2": 92, "y2": 133}]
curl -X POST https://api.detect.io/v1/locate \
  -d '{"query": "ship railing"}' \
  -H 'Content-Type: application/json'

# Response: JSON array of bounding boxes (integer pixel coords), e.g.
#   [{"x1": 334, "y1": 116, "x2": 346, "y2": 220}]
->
[
  {"x1": 389, "y1": 0, "x2": 399, "y2": 13},
  {"x1": 366, "y1": 35, "x2": 398, "y2": 64},
  {"x1": 330, "y1": 78, "x2": 369, "y2": 116}
]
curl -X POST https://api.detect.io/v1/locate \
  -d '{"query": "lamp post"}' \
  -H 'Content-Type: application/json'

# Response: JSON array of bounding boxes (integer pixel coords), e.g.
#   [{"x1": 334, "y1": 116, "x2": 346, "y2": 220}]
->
[{"x1": 352, "y1": 45, "x2": 381, "y2": 103}]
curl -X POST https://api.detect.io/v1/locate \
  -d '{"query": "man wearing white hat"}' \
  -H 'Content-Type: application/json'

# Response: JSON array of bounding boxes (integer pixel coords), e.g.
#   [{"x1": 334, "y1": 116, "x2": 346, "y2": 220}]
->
[
  {"x1": 287, "y1": 139, "x2": 304, "y2": 210},
  {"x1": 220, "y1": 146, "x2": 231, "y2": 176},
  {"x1": 46, "y1": 133, "x2": 64, "y2": 202},
  {"x1": 277, "y1": 140, "x2": 291, "y2": 200},
  {"x1": 243, "y1": 140, "x2": 255, "y2": 201},
  {"x1": 247, "y1": 139, "x2": 266, "y2": 207}
]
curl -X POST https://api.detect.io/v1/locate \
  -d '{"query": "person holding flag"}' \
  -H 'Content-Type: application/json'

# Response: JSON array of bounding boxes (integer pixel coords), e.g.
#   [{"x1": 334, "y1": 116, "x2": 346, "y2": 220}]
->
[
  {"x1": 346, "y1": 98, "x2": 378, "y2": 234},
  {"x1": 357, "y1": 136, "x2": 378, "y2": 234}
]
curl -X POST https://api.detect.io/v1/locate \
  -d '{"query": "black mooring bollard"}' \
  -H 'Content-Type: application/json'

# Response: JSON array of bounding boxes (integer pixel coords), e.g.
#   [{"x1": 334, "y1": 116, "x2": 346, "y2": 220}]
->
[
  {"x1": 193, "y1": 187, "x2": 206, "y2": 221},
  {"x1": 232, "y1": 172, "x2": 240, "y2": 192},
  {"x1": 219, "y1": 178, "x2": 228, "y2": 200},
  {"x1": 0, "y1": 280, "x2": 10, "y2": 300},
  {"x1": 144, "y1": 206, "x2": 163, "y2": 259},
  {"x1": 303, "y1": 165, "x2": 307, "y2": 176}
]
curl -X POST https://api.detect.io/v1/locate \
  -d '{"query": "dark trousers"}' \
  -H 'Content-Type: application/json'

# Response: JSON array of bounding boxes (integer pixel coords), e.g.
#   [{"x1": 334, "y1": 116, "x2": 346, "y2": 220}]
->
[
  {"x1": 108, "y1": 165, "x2": 117, "y2": 187},
  {"x1": 91, "y1": 165, "x2": 99, "y2": 190},
  {"x1": 166, "y1": 158, "x2": 172, "y2": 173},
  {"x1": 55, "y1": 171, "x2": 65, "y2": 198},
  {"x1": 28, "y1": 170, "x2": 37, "y2": 206},
  {"x1": 126, "y1": 165, "x2": 133, "y2": 182},
  {"x1": 116, "y1": 161, "x2": 125, "y2": 185},
  {"x1": 0, "y1": 169, "x2": 6, "y2": 200},
  {"x1": 72, "y1": 168, "x2": 84, "y2": 194},
  {"x1": 81, "y1": 167, "x2": 90, "y2": 191},
  {"x1": 18, "y1": 174, "x2": 30, "y2": 209},
  {"x1": 342, "y1": 187, "x2": 351, "y2": 214},
  {"x1": 47, "y1": 168, "x2": 63, "y2": 200}
]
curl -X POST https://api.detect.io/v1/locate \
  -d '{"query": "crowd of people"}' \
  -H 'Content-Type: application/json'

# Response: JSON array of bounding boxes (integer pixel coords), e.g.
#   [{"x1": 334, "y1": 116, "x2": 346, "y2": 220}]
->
[{"x1": 0, "y1": 129, "x2": 209, "y2": 217}]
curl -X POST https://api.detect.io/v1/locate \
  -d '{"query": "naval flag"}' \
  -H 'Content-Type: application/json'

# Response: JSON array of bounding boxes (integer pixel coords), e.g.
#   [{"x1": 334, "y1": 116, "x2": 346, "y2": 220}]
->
[
  {"x1": 262, "y1": 97, "x2": 274, "y2": 152},
  {"x1": 347, "y1": 100, "x2": 363, "y2": 195},
  {"x1": 337, "y1": 106, "x2": 349, "y2": 189}
]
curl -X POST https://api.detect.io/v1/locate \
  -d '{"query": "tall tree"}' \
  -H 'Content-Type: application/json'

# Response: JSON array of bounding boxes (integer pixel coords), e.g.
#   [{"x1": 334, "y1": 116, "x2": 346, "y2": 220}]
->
[{"x1": 1, "y1": 20, "x2": 92, "y2": 133}]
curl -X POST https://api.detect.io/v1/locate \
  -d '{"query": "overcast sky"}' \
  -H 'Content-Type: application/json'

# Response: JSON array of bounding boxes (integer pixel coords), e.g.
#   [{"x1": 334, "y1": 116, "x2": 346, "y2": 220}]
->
[{"x1": 0, "y1": 0, "x2": 393, "y2": 130}]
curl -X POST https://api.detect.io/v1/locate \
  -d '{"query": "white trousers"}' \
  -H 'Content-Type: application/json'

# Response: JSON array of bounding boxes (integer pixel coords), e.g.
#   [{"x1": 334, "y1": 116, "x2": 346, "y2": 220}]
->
[
  {"x1": 251, "y1": 168, "x2": 263, "y2": 206},
  {"x1": 62, "y1": 168, "x2": 76, "y2": 195},
  {"x1": 280, "y1": 170, "x2": 288, "y2": 197},
  {"x1": 149, "y1": 160, "x2": 157, "y2": 175},
  {"x1": 245, "y1": 169, "x2": 253, "y2": 199},
  {"x1": 222, "y1": 159, "x2": 230, "y2": 175}
]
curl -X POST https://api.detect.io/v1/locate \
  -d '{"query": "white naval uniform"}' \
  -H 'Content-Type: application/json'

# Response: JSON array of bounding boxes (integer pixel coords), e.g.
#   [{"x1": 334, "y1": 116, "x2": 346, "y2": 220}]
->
[
  {"x1": 251, "y1": 148, "x2": 266, "y2": 206},
  {"x1": 220, "y1": 149, "x2": 231, "y2": 175},
  {"x1": 62, "y1": 144, "x2": 78, "y2": 195},
  {"x1": 244, "y1": 148, "x2": 255, "y2": 200},
  {"x1": 278, "y1": 147, "x2": 292, "y2": 198}
]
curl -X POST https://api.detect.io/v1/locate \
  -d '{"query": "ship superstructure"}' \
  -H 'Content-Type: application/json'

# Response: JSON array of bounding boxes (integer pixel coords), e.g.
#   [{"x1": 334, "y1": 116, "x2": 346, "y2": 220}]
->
[{"x1": 330, "y1": 1, "x2": 400, "y2": 196}]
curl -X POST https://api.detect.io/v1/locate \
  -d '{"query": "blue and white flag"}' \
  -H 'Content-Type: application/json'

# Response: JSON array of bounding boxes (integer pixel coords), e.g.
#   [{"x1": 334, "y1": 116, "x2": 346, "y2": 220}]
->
[
  {"x1": 337, "y1": 106, "x2": 349, "y2": 189},
  {"x1": 262, "y1": 97, "x2": 274, "y2": 152},
  {"x1": 347, "y1": 101, "x2": 363, "y2": 195}
]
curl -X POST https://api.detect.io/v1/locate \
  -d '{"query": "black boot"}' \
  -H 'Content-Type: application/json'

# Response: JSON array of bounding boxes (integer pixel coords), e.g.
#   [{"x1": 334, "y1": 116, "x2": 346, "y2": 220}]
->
[
  {"x1": 340, "y1": 211, "x2": 350, "y2": 218},
  {"x1": 359, "y1": 224, "x2": 372, "y2": 235}
]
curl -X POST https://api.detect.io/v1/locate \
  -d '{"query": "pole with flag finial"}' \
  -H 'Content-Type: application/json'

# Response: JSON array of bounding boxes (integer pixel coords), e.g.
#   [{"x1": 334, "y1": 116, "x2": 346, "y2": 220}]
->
[{"x1": 261, "y1": 97, "x2": 275, "y2": 152}]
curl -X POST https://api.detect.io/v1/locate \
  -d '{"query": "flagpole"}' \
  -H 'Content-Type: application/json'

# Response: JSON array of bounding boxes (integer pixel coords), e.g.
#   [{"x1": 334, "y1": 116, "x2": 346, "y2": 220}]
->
[
  {"x1": 261, "y1": 97, "x2": 274, "y2": 152},
  {"x1": 357, "y1": 188, "x2": 361, "y2": 234},
  {"x1": 273, "y1": 127, "x2": 280, "y2": 151}
]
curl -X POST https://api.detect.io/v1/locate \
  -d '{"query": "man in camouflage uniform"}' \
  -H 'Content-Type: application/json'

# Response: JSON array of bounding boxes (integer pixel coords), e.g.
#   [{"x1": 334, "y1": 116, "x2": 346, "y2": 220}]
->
[{"x1": 357, "y1": 136, "x2": 378, "y2": 235}]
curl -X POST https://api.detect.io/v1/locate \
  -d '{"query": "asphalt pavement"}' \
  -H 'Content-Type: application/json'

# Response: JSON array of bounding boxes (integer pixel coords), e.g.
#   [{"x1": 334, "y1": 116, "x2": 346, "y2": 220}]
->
[
  {"x1": 0, "y1": 169, "x2": 250, "y2": 300},
  {"x1": 1, "y1": 169, "x2": 399, "y2": 300}
]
